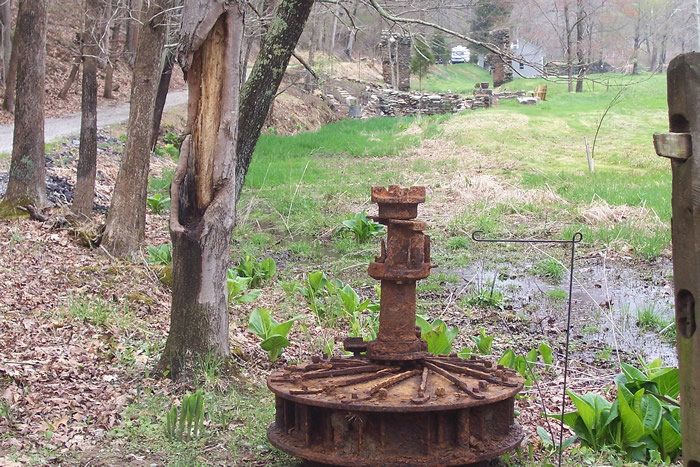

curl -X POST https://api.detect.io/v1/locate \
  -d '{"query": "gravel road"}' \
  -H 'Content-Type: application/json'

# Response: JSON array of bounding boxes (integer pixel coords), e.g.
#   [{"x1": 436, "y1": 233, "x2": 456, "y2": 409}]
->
[{"x1": 0, "y1": 89, "x2": 188, "y2": 154}]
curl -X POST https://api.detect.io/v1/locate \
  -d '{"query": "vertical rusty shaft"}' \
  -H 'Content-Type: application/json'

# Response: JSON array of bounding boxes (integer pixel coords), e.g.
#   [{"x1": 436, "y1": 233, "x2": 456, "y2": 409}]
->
[
  {"x1": 366, "y1": 185, "x2": 430, "y2": 360},
  {"x1": 377, "y1": 281, "x2": 416, "y2": 343}
]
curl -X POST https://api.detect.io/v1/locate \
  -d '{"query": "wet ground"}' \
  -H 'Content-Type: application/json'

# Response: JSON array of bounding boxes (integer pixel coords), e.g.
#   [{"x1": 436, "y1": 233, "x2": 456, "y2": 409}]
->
[{"x1": 437, "y1": 252, "x2": 676, "y2": 368}]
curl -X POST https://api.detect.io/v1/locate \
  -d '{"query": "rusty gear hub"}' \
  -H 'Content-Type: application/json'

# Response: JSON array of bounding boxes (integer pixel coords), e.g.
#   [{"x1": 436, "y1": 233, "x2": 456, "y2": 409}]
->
[{"x1": 267, "y1": 186, "x2": 524, "y2": 466}]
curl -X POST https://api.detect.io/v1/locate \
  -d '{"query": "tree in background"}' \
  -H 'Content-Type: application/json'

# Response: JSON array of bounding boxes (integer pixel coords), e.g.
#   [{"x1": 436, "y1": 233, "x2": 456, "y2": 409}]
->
[
  {"x1": 430, "y1": 33, "x2": 448, "y2": 64},
  {"x1": 102, "y1": 0, "x2": 174, "y2": 256},
  {"x1": 73, "y1": 0, "x2": 107, "y2": 217},
  {"x1": 0, "y1": 0, "x2": 47, "y2": 216},
  {"x1": 1, "y1": 0, "x2": 17, "y2": 112},
  {"x1": 159, "y1": 0, "x2": 314, "y2": 377},
  {"x1": 410, "y1": 36, "x2": 434, "y2": 92}
]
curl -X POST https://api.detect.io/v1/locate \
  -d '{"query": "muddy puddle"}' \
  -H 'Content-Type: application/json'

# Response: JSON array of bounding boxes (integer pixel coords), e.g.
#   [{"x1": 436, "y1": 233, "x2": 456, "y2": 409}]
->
[{"x1": 440, "y1": 255, "x2": 677, "y2": 367}]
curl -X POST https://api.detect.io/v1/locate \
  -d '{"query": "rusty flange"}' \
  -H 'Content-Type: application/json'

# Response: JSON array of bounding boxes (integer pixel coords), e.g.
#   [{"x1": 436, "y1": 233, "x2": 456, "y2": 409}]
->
[{"x1": 267, "y1": 186, "x2": 524, "y2": 465}]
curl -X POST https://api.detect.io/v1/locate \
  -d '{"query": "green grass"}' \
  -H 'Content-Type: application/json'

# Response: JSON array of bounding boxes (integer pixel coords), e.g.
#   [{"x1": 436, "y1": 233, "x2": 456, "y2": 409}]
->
[
  {"x1": 426, "y1": 70, "x2": 671, "y2": 256},
  {"x1": 419, "y1": 63, "x2": 493, "y2": 94},
  {"x1": 532, "y1": 258, "x2": 566, "y2": 283},
  {"x1": 239, "y1": 115, "x2": 449, "y2": 239}
]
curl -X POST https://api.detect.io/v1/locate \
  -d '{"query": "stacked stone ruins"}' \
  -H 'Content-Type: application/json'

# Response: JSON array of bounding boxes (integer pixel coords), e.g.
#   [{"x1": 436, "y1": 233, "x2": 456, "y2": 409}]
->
[
  {"x1": 486, "y1": 29, "x2": 513, "y2": 88},
  {"x1": 378, "y1": 31, "x2": 412, "y2": 91}
]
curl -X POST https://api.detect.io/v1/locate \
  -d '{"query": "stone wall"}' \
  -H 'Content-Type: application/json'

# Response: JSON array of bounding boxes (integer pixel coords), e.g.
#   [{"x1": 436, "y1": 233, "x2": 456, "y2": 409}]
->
[
  {"x1": 486, "y1": 29, "x2": 513, "y2": 88},
  {"x1": 378, "y1": 31, "x2": 412, "y2": 91}
]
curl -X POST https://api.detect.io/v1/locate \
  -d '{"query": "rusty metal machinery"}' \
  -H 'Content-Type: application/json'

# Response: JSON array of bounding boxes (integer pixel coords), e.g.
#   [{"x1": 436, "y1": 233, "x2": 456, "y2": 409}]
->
[{"x1": 268, "y1": 186, "x2": 524, "y2": 466}]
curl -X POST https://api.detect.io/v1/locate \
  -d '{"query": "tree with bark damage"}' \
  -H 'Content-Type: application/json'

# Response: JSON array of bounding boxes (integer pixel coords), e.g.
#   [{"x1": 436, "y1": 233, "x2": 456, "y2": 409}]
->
[
  {"x1": 0, "y1": 0, "x2": 48, "y2": 217},
  {"x1": 158, "y1": 0, "x2": 313, "y2": 378}
]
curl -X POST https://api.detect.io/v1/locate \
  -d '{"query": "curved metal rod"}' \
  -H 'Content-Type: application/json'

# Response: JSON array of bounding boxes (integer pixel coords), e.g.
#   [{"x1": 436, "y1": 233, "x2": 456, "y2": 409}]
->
[{"x1": 472, "y1": 230, "x2": 583, "y2": 244}]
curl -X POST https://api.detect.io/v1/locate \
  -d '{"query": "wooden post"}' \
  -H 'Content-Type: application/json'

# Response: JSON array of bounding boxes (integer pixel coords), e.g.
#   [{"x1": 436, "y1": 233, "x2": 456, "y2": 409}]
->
[{"x1": 654, "y1": 53, "x2": 700, "y2": 466}]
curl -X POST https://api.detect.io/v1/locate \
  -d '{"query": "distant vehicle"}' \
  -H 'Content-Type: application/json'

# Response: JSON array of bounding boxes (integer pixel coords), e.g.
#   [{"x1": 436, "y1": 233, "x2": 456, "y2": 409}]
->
[{"x1": 450, "y1": 46, "x2": 470, "y2": 64}]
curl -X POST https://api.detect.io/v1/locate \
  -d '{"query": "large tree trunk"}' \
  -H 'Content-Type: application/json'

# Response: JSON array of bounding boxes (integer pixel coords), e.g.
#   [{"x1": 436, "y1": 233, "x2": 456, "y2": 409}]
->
[
  {"x1": 160, "y1": 0, "x2": 313, "y2": 378},
  {"x1": 575, "y1": 0, "x2": 584, "y2": 93},
  {"x1": 150, "y1": 50, "x2": 175, "y2": 150},
  {"x1": 1, "y1": 0, "x2": 47, "y2": 213},
  {"x1": 0, "y1": 0, "x2": 11, "y2": 86},
  {"x1": 73, "y1": 0, "x2": 105, "y2": 217},
  {"x1": 235, "y1": 0, "x2": 314, "y2": 201},
  {"x1": 159, "y1": 3, "x2": 244, "y2": 378},
  {"x1": 102, "y1": 0, "x2": 171, "y2": 256},
  {"x1": 1, "y1": 22, "x2": 18, "y2": 112}
]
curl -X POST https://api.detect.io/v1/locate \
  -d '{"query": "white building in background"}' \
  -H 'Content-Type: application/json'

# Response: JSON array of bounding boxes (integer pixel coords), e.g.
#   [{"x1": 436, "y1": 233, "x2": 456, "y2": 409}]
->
[
  {"x1": 450, "y1": 46, "x2": 471, "y2": 64},
  {"x1": 510, "y1": 39, "x2": 545, "y2": 78}
]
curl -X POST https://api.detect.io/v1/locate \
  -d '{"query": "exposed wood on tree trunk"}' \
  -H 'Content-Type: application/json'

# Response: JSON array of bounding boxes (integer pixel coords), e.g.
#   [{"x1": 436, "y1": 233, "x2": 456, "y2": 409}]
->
[
  {"x1": 159, "y1": 1, "x2": 244, "y2": 377},
  {"x1": 160, "y1": 0, "x2": 313, "y2": 378},
  {"x1": 102, "y1": 0, "x2": 172, "y2": 256},
  {"x1": 74, "y1": 0, "x2": 105, "y2": 217},
  {"x1": 1, "y1": 0, "x2": 48, "y2": 213},
  {"x1": 235, "y1": 0, "x2": 315, "y2": 201}
]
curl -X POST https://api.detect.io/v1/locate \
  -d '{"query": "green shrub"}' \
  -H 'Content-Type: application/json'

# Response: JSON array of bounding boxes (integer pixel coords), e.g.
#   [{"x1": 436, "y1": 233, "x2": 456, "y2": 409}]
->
[
  {"x1": 248, "y1": 308, "x2": 300, "y2": 361},
  {"x1": 164, "y1": 389, "x2": 205, "y2": 441},
  {"x1": 340, "y1": 211, "x2": 384, "y2": 242}
]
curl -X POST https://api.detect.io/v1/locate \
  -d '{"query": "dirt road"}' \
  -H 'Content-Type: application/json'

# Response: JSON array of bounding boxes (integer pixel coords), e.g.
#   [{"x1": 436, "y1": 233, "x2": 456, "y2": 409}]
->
[{"x1": 0, "y1": 89, "x2": 188, "y2": 155}]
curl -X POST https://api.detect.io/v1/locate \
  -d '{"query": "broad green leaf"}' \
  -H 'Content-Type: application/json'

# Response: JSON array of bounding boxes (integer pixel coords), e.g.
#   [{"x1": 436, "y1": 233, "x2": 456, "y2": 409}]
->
[
  {"x1": 526, "y1": 348, "x2": 538, "y2": 364},
  {"x1": 445, "y1": 326, "x2": 459, "y2": 345},
  {"x1": 639, "y1": 392, "x2": 662, "y2": 432},
  {"x1": 617, "y1": 386, "x2": 645, "y2": 443},
  {"x1": 358, "y1": 298, "x2": 370, "y2": 311},
  {"x1": 415, "y1": 315, "x2": 432, "y2": 334},
  {"x1": 235, "y1": 289, "x2": 261, "y2": 304},
  {"x1": 272, "y1": 316, "x2": 301, "y2": 338},
  {"x1": 601, "y1": 399, "x2": 619, "y2": 431},
  {"x1": 339, "y1": 285, "x2": 359, "y2": 315},
  {"x1": 539, "y1": 342, "x2": 553, "y2": 365},
  {"x1": 660, "y1": 418, "x2": 682, "y2": 458},
  {"x1": 650, "y1": 367, "x2": 679, "y2": 400},
  {"x1": 260, "y1": 335, "x2": 290, "y2": 352},
  {"x1": 498, "y1": 349, "x2": 516, "y2": 368},
  {"x1": 567, "y1": 390, "x2": 597, "y2": 433},
  {"x1": 537, "y1": 426, "x2": 553, "y2": 446},
  {"x1": 430, "y1": 331, "x2": 451, "y2": 355},
  {"x1": 458, "y1": 347, "x2": 472, "y2": 358},
  {"x1": 248, "y1": 308, "x2": 272, "y2": 338},
  {"x1": 308, "y1": 271, "x2": 326, "y2": 292},
  {"x1": 621, "y1": 362, "x2": 648, "y2": 384},
  {"x1": 261, "y1": 258, "x2": 276, "y2": 278}
]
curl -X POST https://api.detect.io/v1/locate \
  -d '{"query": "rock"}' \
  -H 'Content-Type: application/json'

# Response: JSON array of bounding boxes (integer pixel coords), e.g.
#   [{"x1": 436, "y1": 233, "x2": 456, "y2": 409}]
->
[{"x1": 517, "y1": 97, "x2": 538, "y2": 105}]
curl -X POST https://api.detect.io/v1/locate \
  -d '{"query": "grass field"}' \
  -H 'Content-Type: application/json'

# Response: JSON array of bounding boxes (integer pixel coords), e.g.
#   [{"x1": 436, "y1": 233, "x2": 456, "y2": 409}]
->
[{"x1": 240, "y1": 68, "x2": 671, "y2": 259}]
